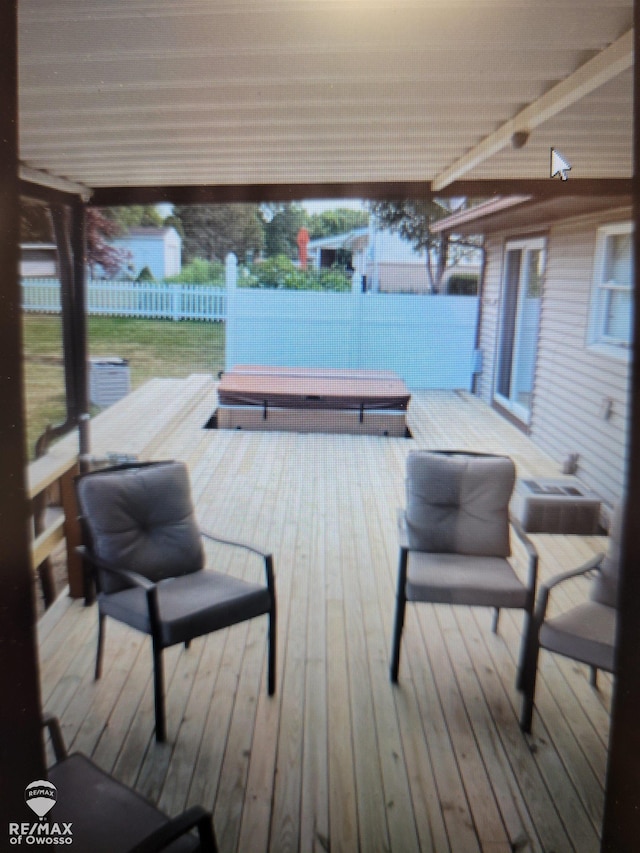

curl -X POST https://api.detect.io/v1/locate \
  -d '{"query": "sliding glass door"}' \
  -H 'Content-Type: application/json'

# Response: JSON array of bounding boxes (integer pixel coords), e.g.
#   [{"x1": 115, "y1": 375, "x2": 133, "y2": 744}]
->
[{"x1": 494, "y1": 238, "x2": 546, "y2": 424}]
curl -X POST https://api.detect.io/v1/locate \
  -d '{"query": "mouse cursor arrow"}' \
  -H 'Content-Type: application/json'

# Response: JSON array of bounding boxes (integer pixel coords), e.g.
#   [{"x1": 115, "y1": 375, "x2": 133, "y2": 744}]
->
[{"x1": 550, "y1": 148, "x2": 571, "y2": 181}]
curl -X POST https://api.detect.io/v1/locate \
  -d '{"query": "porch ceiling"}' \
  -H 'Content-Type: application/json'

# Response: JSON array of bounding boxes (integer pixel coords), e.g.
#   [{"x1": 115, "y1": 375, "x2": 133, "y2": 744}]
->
[{"x1": 19, "y1": 1, "x2": 633, "y2": 198}]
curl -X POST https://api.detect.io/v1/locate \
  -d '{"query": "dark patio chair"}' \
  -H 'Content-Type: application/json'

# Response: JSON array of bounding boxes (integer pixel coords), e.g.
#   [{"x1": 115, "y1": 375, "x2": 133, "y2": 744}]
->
[
  {"x1": 390, "y1": 450, "x2": 538, "y2": 688},
  {"x1": 76, "y1": 460, "x2": 276, "y2": 743},
  {"x1": 519, "y1": 504, "x2": 621, "y2": 733},
  {"x1": 42, "y1": 715, "x2": 218, "y2": 852}
]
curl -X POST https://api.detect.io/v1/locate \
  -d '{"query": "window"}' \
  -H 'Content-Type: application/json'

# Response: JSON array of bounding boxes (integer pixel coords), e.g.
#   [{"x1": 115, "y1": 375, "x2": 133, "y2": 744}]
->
[{"x1": 589, "y1": 223, "x2": 633, "y2": 354}]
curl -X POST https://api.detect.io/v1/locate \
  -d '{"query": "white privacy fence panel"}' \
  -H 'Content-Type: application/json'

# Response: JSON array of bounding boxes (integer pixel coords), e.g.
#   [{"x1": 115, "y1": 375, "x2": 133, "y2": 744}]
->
[
  {"x1": 22, "y1": 279, "x2": 226, "y2": 322},
  {"x1": 225, "y1": 289, "x2": 480, "y2": 390}
]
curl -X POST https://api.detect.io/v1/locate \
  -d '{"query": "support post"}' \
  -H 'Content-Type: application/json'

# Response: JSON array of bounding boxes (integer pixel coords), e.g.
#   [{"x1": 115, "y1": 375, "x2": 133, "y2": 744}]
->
[
  {"x1": 51, "y1": 205, "x2": 79, "y2": 425},
  {"x1": 0, "y1": 0, "x2": 46, "y2": 824},
  {"x1": 600, "y1": 5, "x2": 640, "y2": 848},
  {"x1": 60, "y1": 463, "x2": 83, "y2": 598},
  {"x1": 71, "y1": 200, "x2": 88, "y2": 418}
]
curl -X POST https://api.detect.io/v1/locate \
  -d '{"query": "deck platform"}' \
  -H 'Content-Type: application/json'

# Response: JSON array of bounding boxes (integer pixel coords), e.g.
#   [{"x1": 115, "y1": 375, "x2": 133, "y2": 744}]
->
[{"x1": 38, "y1": 377, "x2": 611, "y2": 853}]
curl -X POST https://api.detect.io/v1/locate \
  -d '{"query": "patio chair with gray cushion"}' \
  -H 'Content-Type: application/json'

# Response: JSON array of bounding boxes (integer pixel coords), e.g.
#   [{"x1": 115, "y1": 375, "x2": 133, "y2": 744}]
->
[
  {"x1": 43, "y1": 715, "x2": 218, "y2": 852},
  {"x1": 75, "y1": 460, "x2": 276, "y2": 743},
  {"x1": 390, "y1": 450, "x2": 538, "y2": 689},
  {"x1": 519, "y1": 504, "x2": 621, "y2": 733}
]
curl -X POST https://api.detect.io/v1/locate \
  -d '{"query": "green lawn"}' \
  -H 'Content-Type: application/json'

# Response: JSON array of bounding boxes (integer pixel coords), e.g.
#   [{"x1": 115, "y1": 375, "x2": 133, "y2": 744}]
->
[{"x1": 23, "y1": 314, "x2": 225, "y2": 459}]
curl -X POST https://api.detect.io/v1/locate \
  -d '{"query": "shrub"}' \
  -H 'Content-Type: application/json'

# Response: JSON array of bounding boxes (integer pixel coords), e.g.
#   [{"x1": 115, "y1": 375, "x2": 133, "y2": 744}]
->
[
  {"x1": 166, "y1": 258, "x2": 225, "y2": 284},
  {"x1": 318, "y1": 268, "x2": 351, "y2": 292},
  {"x1": 244, "y1": 256, "x2": 352, "y2": 291},
  {"x1": 136, "y1": 265, "x2": 155, "y2": 282},
  {"x1": 251, "y1": 255, "x2": 297, "y2": 288}
]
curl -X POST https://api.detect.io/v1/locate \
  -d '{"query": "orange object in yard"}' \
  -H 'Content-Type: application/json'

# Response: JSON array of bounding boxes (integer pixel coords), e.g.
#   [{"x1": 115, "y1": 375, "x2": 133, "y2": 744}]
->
[{"x1": 297, "y1": 227, "x2": 310, "y2": 269}]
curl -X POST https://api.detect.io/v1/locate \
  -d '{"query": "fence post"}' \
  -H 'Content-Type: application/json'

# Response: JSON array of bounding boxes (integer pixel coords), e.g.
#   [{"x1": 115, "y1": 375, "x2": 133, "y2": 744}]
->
[
  {"x1": 226, "y1": 253, "x2": 237, "y2": 291},
  {"x1": 170, "y1": 283, "x2": 181, "y2": 321}
]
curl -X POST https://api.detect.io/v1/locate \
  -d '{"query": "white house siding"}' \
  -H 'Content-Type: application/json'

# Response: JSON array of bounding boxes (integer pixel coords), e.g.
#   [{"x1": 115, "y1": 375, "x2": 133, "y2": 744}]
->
[
  {"x1": 476, "y1": 209, "x2": 631, "y2": 510},
  {"x1": 376, "y1": 262, "x2": 430, "y2": 293}
]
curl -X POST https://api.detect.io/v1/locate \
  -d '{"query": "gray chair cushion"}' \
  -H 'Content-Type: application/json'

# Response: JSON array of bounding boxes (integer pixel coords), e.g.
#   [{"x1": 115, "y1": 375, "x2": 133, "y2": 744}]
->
[
  {"x1": 49, "y1": 754, "x2": 197, "y2": 852},
  {"x1": 405, "y1": 551, "x2": 529, "y2": 609},
  {"x1": 101, "y1": 570, "x2": 272, "y2": 646},
  {"x1": 539, "y1": 601, "x2": 617, "y2": 673},
  {"x1": 591, "y1": 503, "x2": 623, "y2": 609},
  {"x1": 405, "y1": 451, "x2": 515, "y2": 557},
  {"x1": 77, "y1": 461, "x2": 204, "y2": 593}
]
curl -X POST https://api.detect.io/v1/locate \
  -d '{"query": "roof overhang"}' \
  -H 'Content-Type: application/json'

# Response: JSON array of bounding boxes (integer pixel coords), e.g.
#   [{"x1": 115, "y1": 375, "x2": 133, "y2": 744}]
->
[
  {"x1": 432, "y1": 194, "x2": 633, "y2": 237},
  {"x1": 18, "y1": 1, "x2": 633, "y2": 201}
]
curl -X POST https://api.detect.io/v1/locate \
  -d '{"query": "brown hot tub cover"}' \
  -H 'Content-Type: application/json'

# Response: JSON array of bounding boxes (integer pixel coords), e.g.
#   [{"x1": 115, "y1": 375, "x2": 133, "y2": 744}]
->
[{"x1": 218, "y1": 366, "x2": 411, "y2": 411}]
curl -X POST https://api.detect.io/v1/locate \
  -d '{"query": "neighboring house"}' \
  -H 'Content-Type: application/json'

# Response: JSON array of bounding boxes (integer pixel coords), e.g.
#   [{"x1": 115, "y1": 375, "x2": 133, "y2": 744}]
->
[
  {"x1": 306, "y1": 225, "x2": 480, "y2": 294},
  {"x1": 110, "y1": 226, "x2": 182, "y2": 280},
  {"x1": 20, "y1": 242, "x2": 58, "y2": 278},
  {"x1": 306, "y1": 228, "x2": 368, "y2": 290},
  {"x1": 433, "y1": 195, "x2": 632, "y2": 511}
]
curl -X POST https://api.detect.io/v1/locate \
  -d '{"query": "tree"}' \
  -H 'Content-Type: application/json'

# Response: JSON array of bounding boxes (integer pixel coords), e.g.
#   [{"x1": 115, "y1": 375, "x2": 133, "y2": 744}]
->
[
  {"x1": 306, "y1": 207, "x2": 369, "y2": 240},
  {"x1": 103, "y1": 205, "x2": 163, "y2": 231},
  {"x1": 368, "y1": 199, "x2": 486, "y2": 293},
  {"x1": 367, "y1": 200, "x2": 458, "y2": 293},
  {"x1": 172, "y1": 204, "x2": 264, "y2": 264},
  {"x1": 20, "y1": 200, "x2": 131, "y2": 277},
  {"x1": 20, "y1": 198, "x2": 52, "y2": 243},
  {"x1": 262, "y1": 203, "x2": 307, "y2": 258},
  {"x1": 86, "y1": 207, "x2": 131, "y2": 277}
]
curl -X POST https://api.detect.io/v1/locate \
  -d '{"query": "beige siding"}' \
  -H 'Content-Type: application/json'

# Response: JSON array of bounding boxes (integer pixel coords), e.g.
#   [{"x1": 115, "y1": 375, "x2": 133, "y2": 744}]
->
[
  {"x1": 476, "y1": 208, "x2": 631, "y2": 509},
  {"x1": 376, "y1": 262, "x2": 430, "y2": 293},
  {"x1": 475, "y1": 235, "x2": 503, "y2": 402}
]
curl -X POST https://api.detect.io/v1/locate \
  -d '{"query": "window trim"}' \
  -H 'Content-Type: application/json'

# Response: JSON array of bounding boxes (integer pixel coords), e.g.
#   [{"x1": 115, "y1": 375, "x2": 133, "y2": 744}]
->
[{"x1": 588, "y1": 221, "x2": 633, "y2": 360}]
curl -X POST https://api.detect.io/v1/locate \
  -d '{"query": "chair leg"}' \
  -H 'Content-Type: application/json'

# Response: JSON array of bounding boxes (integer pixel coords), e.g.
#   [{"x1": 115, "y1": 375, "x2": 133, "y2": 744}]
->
[
  {"x1": 390, "y1": 592, "x2": 407, "y2": 683},
  {"x1": 491, "y1": 608, "x2": 500, "y2": 634},
  {"x1": 152, "y1": 640, "x2": 166, "y2": 743},
  {"x1": 184, "y1": 640, "x2": 191, "y2": 650},
  {"x1": 519, "y1": 636, "x2": 541, "y2": 733},
  {"x1": 516, "y1": 610, "x2": 536, "y2": 692},
  {"x1": 95, "y1": 612, "x2": 105, "y2": 680},
  {"x1": 267, "y1": 602, "x2": 277, "y2": 696},
  {"x1": 590, "y1": 666, "x2": 598, "y2": 688}
]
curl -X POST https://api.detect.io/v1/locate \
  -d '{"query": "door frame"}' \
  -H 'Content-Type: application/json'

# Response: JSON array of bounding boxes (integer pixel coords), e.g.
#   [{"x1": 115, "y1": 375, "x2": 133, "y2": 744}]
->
[{"x1": 493, "y1": 236, "x2": 546, "y2": 425}]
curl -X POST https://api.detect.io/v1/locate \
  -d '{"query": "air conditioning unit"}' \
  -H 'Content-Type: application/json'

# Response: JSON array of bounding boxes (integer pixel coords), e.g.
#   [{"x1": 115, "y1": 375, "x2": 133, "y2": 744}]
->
[
  {"x1": 89, "y1": 357, "x2": 130, "y2": 408},
  {"x1": 512, "y1": 478, "x2": 601, "y2": 534}
]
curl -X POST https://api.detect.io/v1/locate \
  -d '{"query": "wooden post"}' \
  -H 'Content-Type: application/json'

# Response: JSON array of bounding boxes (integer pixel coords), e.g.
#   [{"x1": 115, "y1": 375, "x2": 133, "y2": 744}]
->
[
  {"x1": 0, "y1": 0, "x2": 47, "y2": 824},
  {"x1": 600, "y1": 5, "x2": 640, "y2": 847},
  {"x1": 71, "y1": 199, "x2": 88, "y2": 418},
  {"x1": 59, "y1": 463, "x2": 84, "y2": 599}
]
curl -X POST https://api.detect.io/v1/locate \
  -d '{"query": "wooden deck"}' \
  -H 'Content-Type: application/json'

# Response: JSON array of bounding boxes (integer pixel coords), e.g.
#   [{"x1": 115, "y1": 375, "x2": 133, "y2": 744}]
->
[{"x1": 38, "y1": 377, "x2": 611, "y2": 853}]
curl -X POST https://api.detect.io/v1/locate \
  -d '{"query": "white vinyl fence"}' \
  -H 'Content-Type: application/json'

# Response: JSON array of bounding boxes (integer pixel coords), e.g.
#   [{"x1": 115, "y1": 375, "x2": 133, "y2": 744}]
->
[
  {"x1": 226, "y1": 288, "x2": 481, "y2": 390},
  {"x1": 22, "y1": 279, "x2": 226, "y2": 322}
]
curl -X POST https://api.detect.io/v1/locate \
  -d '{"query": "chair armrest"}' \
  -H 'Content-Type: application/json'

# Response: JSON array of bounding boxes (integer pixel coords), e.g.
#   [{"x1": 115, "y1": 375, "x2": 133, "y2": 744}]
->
[
  {"x1": 396, "y1": 509, "x2": 410, "y2": 551},
  {"x1": 543, "y1": 553, "x2": 605, "y2": 592},
  {"x1": 200, "y1": 531, "x2": 270, "y2": 560},
  {"x1": 201, "y1": 531, "x2": 275, "y2": 592},
  {"x1": 510, "y1": 514, "x2": 539, "y2": 593},
  {"x1": 77, "y1": 545, "x2": 156, "y2": 592},
  {"x1": 129, "y1": 805, "x2": 217, "y2": 853},
  {"x1": 42, "y1": 715, "x2": 68, "y2": 762},
  {"x1": 535, "y1": 552, "x2": 605, "y2": 622}
]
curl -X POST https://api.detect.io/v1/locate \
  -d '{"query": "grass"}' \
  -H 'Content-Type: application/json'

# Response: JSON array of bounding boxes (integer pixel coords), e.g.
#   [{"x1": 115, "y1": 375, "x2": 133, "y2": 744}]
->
[{"x1": 23, "y1": 314, "x2": 225, "y2": 459}]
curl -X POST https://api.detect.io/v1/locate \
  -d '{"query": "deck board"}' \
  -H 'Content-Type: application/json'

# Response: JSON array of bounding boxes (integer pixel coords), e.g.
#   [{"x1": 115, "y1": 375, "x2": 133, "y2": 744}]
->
[{"x1": 38, "y1": 382, "x2": 612, "y2": 852}]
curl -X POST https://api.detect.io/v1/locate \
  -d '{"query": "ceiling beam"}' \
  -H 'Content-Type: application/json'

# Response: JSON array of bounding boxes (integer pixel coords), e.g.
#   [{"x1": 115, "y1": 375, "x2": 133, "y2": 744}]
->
[
  {"x1": 90, "y1": 178, "x2": 632, "y2": 207},
  {"x1": 19, "y1": 165, "x2": 91, "y2": 201},
  {"x1": 432, "y1": 28, "x2": 633, "y2": 192}
]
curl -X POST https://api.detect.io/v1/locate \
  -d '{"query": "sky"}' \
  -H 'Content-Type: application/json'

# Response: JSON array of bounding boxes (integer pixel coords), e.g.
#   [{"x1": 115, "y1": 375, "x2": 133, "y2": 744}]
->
[
  {"x1": 158, "y1": 199, "x2": 366, "y2": 217},
  {"x1": 301, "y1": 198, "x2": 365, "y2": 214}
]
